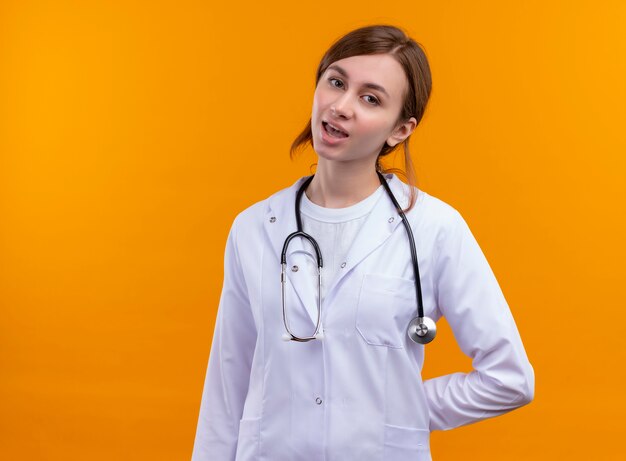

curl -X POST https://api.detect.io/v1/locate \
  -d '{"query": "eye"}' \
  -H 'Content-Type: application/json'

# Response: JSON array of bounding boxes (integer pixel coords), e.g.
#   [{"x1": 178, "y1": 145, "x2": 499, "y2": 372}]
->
[
  {"x1": 327, "y1": 76, "x2": 380, "y2": 106},
  {"x1": 363, "y1": 95, "x2": 380, "y2": 106},
  {"x1": 328, "y1": 77, "x2": 344, "y2": 88}
]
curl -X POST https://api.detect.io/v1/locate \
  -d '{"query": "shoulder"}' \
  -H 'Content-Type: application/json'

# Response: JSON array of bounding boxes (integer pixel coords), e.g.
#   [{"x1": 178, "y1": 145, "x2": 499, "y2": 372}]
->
[
  {"x1": 415, "y1": 190, "x2": 464, "y2": 228},
  {"x1": 412, "y1": 190, "x2": 482, "y2": 265},
  {"x1": 230, "y1": 176, "x2": 308, "y2": 232},
  {"x1": 391, "y1": 171, "x2": 463, "y2": 233},
  {"x1": 380, "y1": 174, "x2": 468, "y2": 255},
  {"x1": 231, "y1": 200, "x2": 267, "y2": 231},
  {"x1": 396, "y1": 183, "x2": 473, "y2": 260}
]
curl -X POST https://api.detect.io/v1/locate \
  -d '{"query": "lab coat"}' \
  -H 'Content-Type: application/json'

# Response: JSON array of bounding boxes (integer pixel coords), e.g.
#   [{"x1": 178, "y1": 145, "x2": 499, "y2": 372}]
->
[{"x1": 192, "y1": 174, "x2": 534, "y2": 461}]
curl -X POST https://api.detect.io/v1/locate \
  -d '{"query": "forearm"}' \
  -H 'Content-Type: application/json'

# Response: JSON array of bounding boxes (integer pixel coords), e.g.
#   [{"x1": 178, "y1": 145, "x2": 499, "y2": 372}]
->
[
  {"x1": 192, "y1": 219, "x2": 257, "y2": 460},
  {"x1": 424, "y1": 365, "x2": 533, "y2": 431},
  {"x1": 427, "y1": 209, "x2": 535, "y2": 432},
  {"x1": 192, "y1": 335, "x2": 242, "y2": 460}
]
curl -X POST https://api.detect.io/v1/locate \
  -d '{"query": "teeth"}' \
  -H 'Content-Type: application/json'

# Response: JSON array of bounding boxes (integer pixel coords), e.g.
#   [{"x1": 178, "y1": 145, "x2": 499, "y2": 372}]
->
[
  {"x1": 325, "y1": 122, "x2": 347, "y2": 137},
  {"x1": 329, "y1": 123, "x2": 343, "y2": 134}
]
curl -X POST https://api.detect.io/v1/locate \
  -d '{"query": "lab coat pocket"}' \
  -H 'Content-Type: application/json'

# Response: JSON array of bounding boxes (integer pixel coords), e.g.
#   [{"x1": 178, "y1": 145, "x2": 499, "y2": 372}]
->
[
  {"x1": 384, "y1": 424, "x2": 431, "y2": 460},
  {"x1": 235, "y1": 417, "x2": 261, "y2": 461},
  {"x1": 356, "y1": 274, "x2": 415, "y2": 348}
]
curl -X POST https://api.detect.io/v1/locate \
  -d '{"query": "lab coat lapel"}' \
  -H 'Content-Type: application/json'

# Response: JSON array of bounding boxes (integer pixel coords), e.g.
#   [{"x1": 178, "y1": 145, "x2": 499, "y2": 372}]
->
[
  {"x1": 263, "y1": 176, "x2": 319, "y2": 328},
  {"x1": 324, "y1": 174, "x2": 408, "y2": 299}
]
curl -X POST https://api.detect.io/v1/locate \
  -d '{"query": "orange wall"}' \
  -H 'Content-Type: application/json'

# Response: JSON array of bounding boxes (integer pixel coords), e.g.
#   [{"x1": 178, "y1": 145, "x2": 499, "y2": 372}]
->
[{"x1": 1, "y1": 1, "x2": 625, "y2": 459}]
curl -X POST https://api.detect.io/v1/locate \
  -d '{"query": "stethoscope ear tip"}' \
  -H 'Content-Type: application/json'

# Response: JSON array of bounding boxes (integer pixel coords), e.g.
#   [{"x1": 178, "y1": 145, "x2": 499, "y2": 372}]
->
[
  {"x1": 281, "y1": 333, "x2": 292, "y2": 341},
  {"x1": 314, "y1": 330, "x2": 324, "y2": 340}
]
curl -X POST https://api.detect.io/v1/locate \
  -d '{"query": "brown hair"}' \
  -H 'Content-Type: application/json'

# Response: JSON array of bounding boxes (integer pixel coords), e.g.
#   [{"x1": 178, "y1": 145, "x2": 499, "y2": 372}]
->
[{"x1": 289, "y1": 24, "x2": 433, "y2": 212}]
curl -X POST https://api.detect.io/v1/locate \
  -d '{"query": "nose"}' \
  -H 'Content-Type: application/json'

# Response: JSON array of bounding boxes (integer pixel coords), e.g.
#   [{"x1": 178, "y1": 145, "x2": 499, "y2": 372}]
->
[{"x1": 330, "y1": 92, "x2": 354, "y2": 119}]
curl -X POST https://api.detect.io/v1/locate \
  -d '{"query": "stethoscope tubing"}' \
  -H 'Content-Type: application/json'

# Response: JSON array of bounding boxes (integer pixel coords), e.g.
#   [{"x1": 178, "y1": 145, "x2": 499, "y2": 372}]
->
[
  {"x1": 280, "y1": 230, "x2": 323, "y2": 342},
  {"x1": 280, "y1": 173, "x2": 434, "y2": 344},
  {"x1": 375, "y1": 172, "x2": 425, "y2": 319}
]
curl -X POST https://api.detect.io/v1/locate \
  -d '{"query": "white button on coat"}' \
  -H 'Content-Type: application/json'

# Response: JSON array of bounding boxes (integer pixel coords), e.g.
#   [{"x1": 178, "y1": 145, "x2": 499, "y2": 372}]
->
[{"x1": 192, "y1": 174, "x2": 535, "y2": 461}]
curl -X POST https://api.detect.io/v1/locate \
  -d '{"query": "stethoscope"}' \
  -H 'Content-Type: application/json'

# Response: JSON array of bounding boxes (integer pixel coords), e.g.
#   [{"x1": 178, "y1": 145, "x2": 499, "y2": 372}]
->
[{"x1": 280, "y1": 172, "x2": 436, "y2": 345}]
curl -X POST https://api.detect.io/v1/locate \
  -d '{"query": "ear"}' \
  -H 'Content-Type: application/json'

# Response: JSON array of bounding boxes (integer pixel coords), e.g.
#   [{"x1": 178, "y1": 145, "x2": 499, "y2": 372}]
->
[{"x1": 386, "y1": 117, "x2": 417, "y2": 147}]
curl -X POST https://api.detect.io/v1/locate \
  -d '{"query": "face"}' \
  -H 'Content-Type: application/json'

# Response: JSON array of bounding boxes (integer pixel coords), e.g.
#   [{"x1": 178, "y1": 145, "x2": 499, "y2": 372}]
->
[{"x1": 311, "y1": 54, "x2": 417, "y2": 167}]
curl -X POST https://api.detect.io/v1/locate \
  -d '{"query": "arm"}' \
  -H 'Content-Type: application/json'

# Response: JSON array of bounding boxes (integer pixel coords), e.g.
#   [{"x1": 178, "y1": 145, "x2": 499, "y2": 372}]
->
[
  {"x1": 192, "y1": 218, "x2": 257, "y2": 460},
  {"x1": 423, "y1": 210, "x2": 535, "y2": 432}
]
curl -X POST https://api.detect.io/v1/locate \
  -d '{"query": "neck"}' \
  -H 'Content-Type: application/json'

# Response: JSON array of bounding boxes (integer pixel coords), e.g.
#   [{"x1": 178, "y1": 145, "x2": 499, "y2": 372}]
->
[{"x1": 306, "y1": 159, "x2": 381, "y2": 208}]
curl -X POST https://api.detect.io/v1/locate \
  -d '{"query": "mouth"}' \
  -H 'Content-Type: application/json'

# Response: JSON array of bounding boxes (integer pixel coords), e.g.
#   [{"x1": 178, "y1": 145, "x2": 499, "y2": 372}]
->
[{"x1": 322, "y1": 121, "x2": 349, "y2": 138}]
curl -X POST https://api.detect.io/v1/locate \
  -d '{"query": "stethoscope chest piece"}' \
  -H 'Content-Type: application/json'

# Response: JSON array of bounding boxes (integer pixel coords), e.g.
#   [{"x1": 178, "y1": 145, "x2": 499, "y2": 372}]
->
[{"x1": 407, "y1": 316, "x2": 437, "y2": 344}]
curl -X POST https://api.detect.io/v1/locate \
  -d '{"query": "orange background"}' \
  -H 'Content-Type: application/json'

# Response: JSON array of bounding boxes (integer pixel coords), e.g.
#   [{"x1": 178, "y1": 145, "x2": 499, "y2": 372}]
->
[{"x1": 1, "y1": 1, "x2": 625, "y2": 459}]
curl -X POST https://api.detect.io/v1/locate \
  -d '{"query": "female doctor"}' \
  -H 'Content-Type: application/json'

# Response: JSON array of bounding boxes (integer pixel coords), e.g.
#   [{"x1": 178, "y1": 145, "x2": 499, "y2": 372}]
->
[{"x1": 192, "y1": 24, "x2": 534, "y2": 461}]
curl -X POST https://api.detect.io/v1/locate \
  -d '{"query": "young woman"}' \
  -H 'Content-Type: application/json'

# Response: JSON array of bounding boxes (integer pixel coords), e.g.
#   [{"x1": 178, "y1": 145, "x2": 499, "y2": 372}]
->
[{"x1": 192, "y1": 24, "x2": 534, "y2": 461}]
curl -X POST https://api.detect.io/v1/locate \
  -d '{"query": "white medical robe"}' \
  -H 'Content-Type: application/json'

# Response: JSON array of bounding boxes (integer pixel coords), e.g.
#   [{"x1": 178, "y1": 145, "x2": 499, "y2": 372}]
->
[{"x1": 192, "y1": 173, "x2": 535, "y2": 461}]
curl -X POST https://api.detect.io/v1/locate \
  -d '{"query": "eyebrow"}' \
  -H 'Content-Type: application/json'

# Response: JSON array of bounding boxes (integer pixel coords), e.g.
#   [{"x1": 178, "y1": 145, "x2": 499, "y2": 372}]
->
[{"x1": 327, "y1": 64, "x2": 390, "y2": 98}]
